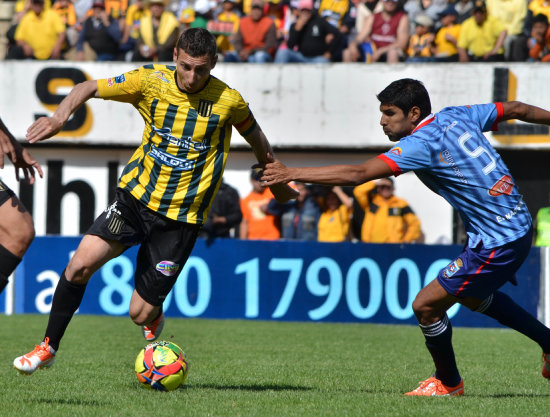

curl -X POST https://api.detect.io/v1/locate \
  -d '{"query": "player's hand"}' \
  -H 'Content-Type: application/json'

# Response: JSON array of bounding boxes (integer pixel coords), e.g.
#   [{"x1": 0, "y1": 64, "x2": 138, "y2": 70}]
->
[
  {"x1": 0, "y1": 129, "x2": 17, "y2": 169},
  {"x1": 261, "y1": 158, "x2": 291, "y2": 186},
  {"x1": 13, "y1": 145, "x2": 43, "y2": 184},
  {"x1": 26, "y1": 116, "x2": 64, "y2": 143}
]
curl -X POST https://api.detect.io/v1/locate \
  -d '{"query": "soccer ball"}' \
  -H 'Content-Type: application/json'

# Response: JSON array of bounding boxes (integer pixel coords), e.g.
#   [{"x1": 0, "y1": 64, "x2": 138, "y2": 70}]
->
[{"x1": 135, "y1": 341, "x2": 189, "y2": 391}]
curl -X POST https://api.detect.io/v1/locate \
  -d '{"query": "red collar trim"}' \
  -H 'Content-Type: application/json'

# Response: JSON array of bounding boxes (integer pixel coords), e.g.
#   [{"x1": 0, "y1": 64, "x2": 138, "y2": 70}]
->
[{"x1": 412, "y1": 114, "x2": 435, "y2": 133}]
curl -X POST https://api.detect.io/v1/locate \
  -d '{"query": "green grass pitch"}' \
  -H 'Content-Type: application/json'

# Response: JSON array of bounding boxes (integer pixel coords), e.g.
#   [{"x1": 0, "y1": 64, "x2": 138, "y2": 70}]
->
[{"x1": 1, "y1": 315, "x2": 549, "y2": 416}]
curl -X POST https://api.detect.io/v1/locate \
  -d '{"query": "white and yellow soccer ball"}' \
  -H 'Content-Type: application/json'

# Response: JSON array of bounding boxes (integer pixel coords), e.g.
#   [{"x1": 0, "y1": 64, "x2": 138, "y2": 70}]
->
[{"x1": 135, "y1": 341, "x2": 189, "y2": 391}]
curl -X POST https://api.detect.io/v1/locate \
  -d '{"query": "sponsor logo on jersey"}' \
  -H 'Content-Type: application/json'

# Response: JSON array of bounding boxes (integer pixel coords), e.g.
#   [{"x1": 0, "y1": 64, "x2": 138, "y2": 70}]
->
[
  {"x1": 114, "y1": 74, "x2": 126, "y2": 83},
  {"x1": 149, "y1": 145, "x2": 195, "y2": 171},
  {"x1": 389, "y1": 147, "x2": 402, "y2": 156},
  {"x1": 107, "y1": 78, "x2": 114, "y2": 87},
  {"x1": 198, "y1": 99, "x2": 214, "y2": 117},
  {"x1": 156, "y1": 261, "x2": 180, "y2": 277},
  {"x1": 440, "y1": 149, "x2": 468, "y2": 183},
  {"x1": 151, "y1": 71, "x2": 170, "y2": 83},
  {"x1": 442, "y1": 258, "x2": 463, "y2": 278},
  {"x1": 489, "y1": 175, "x2": 514, "y2": 196}
]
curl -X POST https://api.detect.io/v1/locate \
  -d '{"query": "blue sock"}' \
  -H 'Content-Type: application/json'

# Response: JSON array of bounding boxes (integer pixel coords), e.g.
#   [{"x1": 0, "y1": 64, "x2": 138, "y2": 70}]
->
[
  {"x1": 477, "y1": 291, "x2": 550, "y2": 352},
  {"x1": 420, "y1": 314, "x2": 462, "y2": 387}
]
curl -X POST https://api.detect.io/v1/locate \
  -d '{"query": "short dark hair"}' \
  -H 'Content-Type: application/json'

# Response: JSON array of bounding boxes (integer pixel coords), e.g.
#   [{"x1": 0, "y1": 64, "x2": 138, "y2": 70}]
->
[
  {"x1": 175, "y1": 28, "x2": 217, "y2": 60},
  {"x1": 533, "y1": 13, "x2": 549, "y2": 26},
  {"x1": 376, "y1": 79, "x2": 431, "y2": 120}
]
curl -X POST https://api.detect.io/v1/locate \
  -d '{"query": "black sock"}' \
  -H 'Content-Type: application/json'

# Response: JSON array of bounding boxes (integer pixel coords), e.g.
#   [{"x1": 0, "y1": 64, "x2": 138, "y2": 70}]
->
[
  {"x1": 44, "y1": 272, "x2": 87, "y2": 351},
  {"x1": 478, "y1": 291, "x2": 550, "y2": 352},
  {"x1": 0, "y1": 243, "x2": 22, "y2": 294},
  {"x1": 420, "y1": 314, "x2": 462, "y2": 387}
]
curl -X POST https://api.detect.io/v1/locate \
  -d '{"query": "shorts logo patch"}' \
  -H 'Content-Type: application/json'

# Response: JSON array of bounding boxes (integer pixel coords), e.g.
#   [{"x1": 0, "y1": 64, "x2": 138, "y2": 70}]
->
[
  {"x1": 0, "y1": 180, "x2": 6, "y2": 191},
  {"x1": 108, "y1": 213, "x2": 124, "y2": 235},
  {"x1": 156, "y1": 261, "x2": 180, "y2": 277},
  {"x1": 442, "y1": 258, "x2": 463, "y2": 279}
]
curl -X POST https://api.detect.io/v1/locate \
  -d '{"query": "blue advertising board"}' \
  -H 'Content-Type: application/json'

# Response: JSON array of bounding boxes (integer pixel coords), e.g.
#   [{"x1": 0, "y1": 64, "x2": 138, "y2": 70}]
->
[{"x1": 9, "y1": 237, "x2": 541, "y2": 327}]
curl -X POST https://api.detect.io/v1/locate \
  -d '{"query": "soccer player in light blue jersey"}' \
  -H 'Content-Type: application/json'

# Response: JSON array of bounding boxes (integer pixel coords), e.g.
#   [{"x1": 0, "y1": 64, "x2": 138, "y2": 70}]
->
[{"x1": 262, "y1": 78, "x2": 550, "y2": 396}]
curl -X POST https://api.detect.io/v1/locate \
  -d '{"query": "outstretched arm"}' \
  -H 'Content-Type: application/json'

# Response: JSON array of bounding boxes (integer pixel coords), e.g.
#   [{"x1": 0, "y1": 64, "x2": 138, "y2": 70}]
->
[
  {"x1": 26, "y1": 80, "x2": 99, "y2": 143},
  {"x1": 243, "y1": 125, "x2": 299, "y2": 203},
  {"x1": 501, "y1": 101, "x2": 550, "y2": 124},
  {"x1": 262, "y1": 156, "x2": 394, "y2": 187}
]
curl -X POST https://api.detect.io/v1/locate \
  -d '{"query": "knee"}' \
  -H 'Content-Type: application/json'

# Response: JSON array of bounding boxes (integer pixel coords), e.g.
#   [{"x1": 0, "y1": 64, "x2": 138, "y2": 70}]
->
[
  {"x1": 129, "y1": 307, "x2": 155, "y2": 326},
  {"x1": 412, "y1": 296, "x2": 438, "y2": 325},
  {"x1": 65, "y1": 257, "x2": 93, "y2": 285},
  {"x1": 6, "y1": 211, "x2": 35, "y2": 256}
]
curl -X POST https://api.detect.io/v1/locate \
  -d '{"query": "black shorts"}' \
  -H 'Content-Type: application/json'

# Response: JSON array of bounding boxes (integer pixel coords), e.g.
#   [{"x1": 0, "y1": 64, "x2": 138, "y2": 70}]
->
[
  {"x1": 87, "y1": 188, "x2": 201, "y2": 306},
  {"x1": 0, "y1": 179, "x2": 15, "y2": 206}
]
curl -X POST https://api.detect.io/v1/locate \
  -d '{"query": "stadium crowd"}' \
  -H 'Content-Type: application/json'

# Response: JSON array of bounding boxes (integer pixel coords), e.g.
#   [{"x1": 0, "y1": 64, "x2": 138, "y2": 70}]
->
[
  {"x1": 204, "y1": 170, "x2": 424, "y2": 243},
  {"x1": 2, "y1": 0, "x2": 550, "y2": 62}
]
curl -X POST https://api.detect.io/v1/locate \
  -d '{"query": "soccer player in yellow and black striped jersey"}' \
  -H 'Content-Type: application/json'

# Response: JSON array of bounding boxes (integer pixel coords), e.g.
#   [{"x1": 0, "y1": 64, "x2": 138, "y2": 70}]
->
[{"x1": 14, "y1": 28, "x2": 298, "y2": 375}]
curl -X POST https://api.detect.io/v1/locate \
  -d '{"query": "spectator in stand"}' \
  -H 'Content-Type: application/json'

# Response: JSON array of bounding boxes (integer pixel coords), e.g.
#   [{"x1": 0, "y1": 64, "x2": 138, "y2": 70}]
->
[
  {"x1": 432, "y1": 4, "x2": 461, "y2": 61},
  {"x1": 240, "y1": 169, "x2": 281, "y2": 241},
  {"x1": 103, "y1": 0, "x2": 129, "y2": 19},
  {"x1": 529, "y1": 0, "x2": 550, "y2": 23},
  {"x1": 267, "y1": 182, "x2": 321, "y2": 241},
  {"x1": 453, "y1": 0, "x2": 474, "y2": 23},
  {"x1": 353, "y1": 178, "x2": 422, "y2": 244},
  {"x1": 133, "y1": 0, "x2": 180, "y2": 61},
  {"x1": 404, "y1": 0, "x2": 446, "y2": 30},
  {"x1": 265, "y1": 0, "x2": 292, "y2": 47},
  {"x1": 192, "y1": 0, "x2": 217, "y2": 28},
  {"x1": 224, "y1": 0, "x2": 277, "y2": 63},
  {"x1": 207, "y1": 0, "x2": 240, "y2": 59},
  {"x1": 486, "y1": 0, "x2": 527, "y2": 61},
  {"x1": 343, "y1": 0, "x2": 409, "y2": 63},
  {"x1": 179, "y1": 7, "x2": 196, "y2": 29},
  {"x1": 528, "y1": 13, "x2": 550, "y2": 61},
  {"x1": 274, "y1": 0, "x2": 342, "y2": 63},
  {"x1": 76, "y1": 1, "x2": 122, "y2": 60},
  {"x1": 121, "y1": 0, "x2": 149, "y2": 56},
  {"x1": 52, "y1": 0, "x2": 79, "y2": 53},
  {"x1": 457, "y1": 0, "x2": 507, "y2": 62},
  {"x1": 200, "y1": 180, "x2": 242, "y2": 240},
  {"x1": 318, "y1": 0, "x2": 355, "y2": 34},
  {"x1": 317, "y1": 0, "x2": 354, "y2": 61},
  {"x1": 354, "y1": 0, "x2": 384, "y2": 36},
  {"x1": 6, "y1": 0, "x2": 66, "y2": 60},
  {"x1": 317, "y1": 186, "x2": 352, "y2": 243},
  {"x1": 406, "y1": 13, "x2": 435, "y2": 61}
]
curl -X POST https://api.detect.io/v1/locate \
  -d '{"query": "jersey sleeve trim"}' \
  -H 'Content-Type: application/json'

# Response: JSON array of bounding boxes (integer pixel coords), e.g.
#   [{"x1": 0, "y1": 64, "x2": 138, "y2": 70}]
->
[
  {"x1": 377, "y1": 154, "x2": 402, "y2": 176},
  {"x1": 491, "y1": 102, "x2": 504, "y2": 131}
]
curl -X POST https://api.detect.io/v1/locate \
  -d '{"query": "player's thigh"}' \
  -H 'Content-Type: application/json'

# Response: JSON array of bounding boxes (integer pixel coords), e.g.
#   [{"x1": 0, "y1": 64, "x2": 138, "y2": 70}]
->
[
  {"x1": 134, "y1": 221, "x2": 201, "y2": 308},
  {"x1": 0, "y1": 192, "x2": 34, "y2": 256},
  {"x1": 65, "y1": 234, "x2": 126, "y2": 284}
]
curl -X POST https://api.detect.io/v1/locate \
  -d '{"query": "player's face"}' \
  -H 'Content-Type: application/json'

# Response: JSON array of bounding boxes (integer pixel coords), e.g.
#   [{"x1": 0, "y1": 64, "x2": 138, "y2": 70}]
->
[
  {"x1": 379, "y1": 104, "x2": 415, "y2": 141},
  {"x1": 173, "y1": 48, "x2": 217, "y2": 93}
]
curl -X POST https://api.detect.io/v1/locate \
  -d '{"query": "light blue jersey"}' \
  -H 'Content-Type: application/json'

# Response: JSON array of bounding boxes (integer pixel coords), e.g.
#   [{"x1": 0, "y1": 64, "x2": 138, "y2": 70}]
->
[{"x1": 379, "y1": 102, "x2": 532, "y2": 249}]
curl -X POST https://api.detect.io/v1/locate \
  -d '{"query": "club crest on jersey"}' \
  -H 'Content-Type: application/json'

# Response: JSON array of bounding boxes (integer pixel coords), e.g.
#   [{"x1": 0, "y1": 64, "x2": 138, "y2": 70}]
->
[
  {"x1": 389, "y1": 147, "x2": 402, "y2": 156},
  {"x1": 156, "y1": 261, "x2": 180, "y2": 277},
  {"x1": 198, "y1": 99, "x2": 214, "y2": 117},
  {"x1": 442, "y1": 258, "x2": 463, "y2": 278},
  {"x1": 489, "y1": 175, "x2": 514, "y2": 196}
]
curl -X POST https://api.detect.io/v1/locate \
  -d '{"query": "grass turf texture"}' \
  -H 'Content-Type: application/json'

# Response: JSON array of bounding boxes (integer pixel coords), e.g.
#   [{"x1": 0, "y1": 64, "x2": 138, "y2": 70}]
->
[{"x1": 1, "y1": 315, "x2": 549, "y2": 416}]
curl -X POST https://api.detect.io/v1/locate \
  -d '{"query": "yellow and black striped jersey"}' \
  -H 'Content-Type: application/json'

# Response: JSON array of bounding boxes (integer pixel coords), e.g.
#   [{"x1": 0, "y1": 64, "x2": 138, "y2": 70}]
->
[{"x1": 96, "y1": 64, "x2": 256, "y2": 225}]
